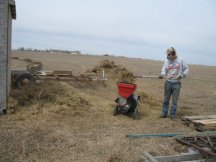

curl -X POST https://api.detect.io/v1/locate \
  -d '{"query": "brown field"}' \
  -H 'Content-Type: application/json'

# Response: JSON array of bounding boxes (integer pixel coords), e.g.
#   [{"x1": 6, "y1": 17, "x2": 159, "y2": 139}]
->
[{"x1": 0, "y1": 51, "x2": 216, "y2": 162}]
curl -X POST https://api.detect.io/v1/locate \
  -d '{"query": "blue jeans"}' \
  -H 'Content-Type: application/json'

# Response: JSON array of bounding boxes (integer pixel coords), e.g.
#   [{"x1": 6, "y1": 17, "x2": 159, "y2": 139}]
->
[{"x1": 162, "y1": 80, "x2": 181, "y2": 116}]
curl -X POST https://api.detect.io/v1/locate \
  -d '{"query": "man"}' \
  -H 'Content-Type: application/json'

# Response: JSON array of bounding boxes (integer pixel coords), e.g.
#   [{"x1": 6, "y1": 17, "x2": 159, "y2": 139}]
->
[{"x1": 159, "y1": 47, "x2": 189, "y2": 120}]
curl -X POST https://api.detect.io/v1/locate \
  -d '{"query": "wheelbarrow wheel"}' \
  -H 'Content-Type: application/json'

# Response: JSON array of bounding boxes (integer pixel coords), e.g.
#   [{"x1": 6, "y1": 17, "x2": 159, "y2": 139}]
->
[{"x1": 127, "y1": 96, "x2": 137, "y2": 113}]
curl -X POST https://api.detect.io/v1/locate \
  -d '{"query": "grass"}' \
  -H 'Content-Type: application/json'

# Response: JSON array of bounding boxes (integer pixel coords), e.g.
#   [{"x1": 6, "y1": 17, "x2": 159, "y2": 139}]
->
[{"x1": 0, "y1": 51, "x2": 215, "y2": 162}]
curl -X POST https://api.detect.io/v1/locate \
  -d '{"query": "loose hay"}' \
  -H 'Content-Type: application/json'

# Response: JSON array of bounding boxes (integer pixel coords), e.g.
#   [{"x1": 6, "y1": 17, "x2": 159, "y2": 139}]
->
[
  {"x1": 68, "y1": 80, "x2": 107, "y2": 90},
  {"x1": 3, "y1": 51, "x2": 215, "y2": 162},
  {"x1": 139, "y1": 92, "x2": 160, "y2": 107},
  {"x1": 8, "y1": 81, "x2": 91, "y2": 117},
  {"x1": 88, "y1": 60, "x2": 135, "y2": 83}
]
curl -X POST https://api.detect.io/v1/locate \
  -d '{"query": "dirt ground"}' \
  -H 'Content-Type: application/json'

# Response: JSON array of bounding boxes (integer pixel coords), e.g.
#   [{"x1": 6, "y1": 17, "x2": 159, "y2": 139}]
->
[{"x1": 0, "y1": 51, "x2": 216, "y2": 162}]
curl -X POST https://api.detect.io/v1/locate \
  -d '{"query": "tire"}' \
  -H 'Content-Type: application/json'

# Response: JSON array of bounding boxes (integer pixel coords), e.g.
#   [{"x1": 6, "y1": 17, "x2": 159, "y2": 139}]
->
[
  {"x1": 127, "y1": 95, "x2": 137, "y2": 113},
  {"x1": 14, "y1": 73, "x2": 34, "y2": 88}
]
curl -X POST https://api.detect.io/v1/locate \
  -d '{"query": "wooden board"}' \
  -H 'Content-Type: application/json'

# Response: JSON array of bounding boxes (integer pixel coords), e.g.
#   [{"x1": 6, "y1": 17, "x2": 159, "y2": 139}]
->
[
  {"x1": 192, "y1": 119, "x2": 216, "y2": 124},
  {"x1": 142, "y1": 151, "x2": 203, "y2": 162},
  {"x1": 182, "y1": 115, "x2": 216, "y2": 131},
  {"x1": 182, "y1": 115, "x2": 216, "y2": 121}
]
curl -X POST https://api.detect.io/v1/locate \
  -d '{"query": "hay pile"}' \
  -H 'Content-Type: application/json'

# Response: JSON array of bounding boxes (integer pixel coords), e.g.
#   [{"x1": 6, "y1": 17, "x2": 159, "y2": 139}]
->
[
  {"x1": 138, "y1": 91, "x2": 161, "y2": 117},
  {"x1": 139, "y1": 92, "x2": 160, "y2": 107},
  {"x1": 4, "y1": 66, "x2": 192, "y2": 162},
  {"x1": 8, "y1": 81, "x2": 91, "y2": 117},
  {"x1": 68, "y1": 80, "x2": 107, "y2": 90},
  {"x1": 88, "y1": 60, "x2": 135, "y2": 83}
]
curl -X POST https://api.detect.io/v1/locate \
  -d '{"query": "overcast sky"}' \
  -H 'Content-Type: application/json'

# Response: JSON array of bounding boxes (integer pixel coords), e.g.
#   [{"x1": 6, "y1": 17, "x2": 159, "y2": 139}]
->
[{"x1": 12, "y1": 0, "x2": 216, "y2": 66}]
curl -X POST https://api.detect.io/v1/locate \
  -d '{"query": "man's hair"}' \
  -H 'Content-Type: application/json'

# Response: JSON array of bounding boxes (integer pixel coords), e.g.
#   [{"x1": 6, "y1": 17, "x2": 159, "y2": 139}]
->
[{"x1": 170, "y1": 47, "x2": 176, "y2": 55}]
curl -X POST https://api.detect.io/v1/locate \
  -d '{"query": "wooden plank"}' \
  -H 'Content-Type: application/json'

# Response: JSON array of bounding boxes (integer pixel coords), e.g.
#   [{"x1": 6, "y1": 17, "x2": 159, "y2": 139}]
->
[
  {"x1": 195, "y1": 123, "x2": 216, "y2": 127},
  {"x1": 126, "y1": 133, "x2": 180, "y2": 138},
  {"x1": 194, "y1": 124, "x2": 216, "y2": 128},
  {"x1": 195, "y1": 125, "x2": 216, "y2": 131},
  {"x1": 143, "y1": 151, "x2": 159, "y2": 162},
  {"x1": 194, "y1": 126, "x2": 215, "y2": 132},
  {"x1": 142, "y1": 151, "x2": 203, "y2": 162},
  {"x1": 182, "y1": 115, "x2": 216, "y2": 121},
  {"x1": 134, "y1": 75, "x2": 158, "y2": 78},
  {"x1": 155, "y1": 153, "x2": 202, "y2": 162},
  {"x1": 182, "y1": 116, "x2": 216, "y2": 131},
  {"x1": 192, "y1": 119, "x2": 216, "y2": 124},
  {"x1": 181, "y1": 160, "x2": 205, "y2": 162},
  {"x1": 52, "y1": 70, "x2": 72, "y2": 75}
]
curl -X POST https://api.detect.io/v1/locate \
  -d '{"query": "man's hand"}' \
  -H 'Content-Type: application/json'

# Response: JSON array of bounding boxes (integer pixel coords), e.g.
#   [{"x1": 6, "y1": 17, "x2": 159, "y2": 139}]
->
[
  {"x1": 177, "y1": 74, "x2": 184, "y2": 79},
  {"x1": 158, "y1": 74, "x2": 163, "y2": 79}
]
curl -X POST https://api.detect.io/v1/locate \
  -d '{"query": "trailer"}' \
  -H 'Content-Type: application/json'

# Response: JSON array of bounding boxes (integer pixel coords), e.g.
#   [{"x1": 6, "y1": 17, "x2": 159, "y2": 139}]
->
[{"x1": 11, "y1": 62, "x2": 107, "y2": 88}]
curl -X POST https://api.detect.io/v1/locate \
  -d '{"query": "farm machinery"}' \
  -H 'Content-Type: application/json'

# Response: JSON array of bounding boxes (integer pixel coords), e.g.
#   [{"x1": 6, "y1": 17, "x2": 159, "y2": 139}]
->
[
  {"x1": 113, "y1": 82, "x2": 140, "y2": 119},
  {"x1": 11, "y1": 62, "x2": 107, "y2": 88},
  {"x1": 113, "y1": 75, "x2": 159, "y2": 119}
]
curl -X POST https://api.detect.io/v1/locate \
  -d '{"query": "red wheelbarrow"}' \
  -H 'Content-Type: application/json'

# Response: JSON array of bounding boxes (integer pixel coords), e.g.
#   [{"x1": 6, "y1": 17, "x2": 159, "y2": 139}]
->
[{"x1": 113, "y1": 82, "x2": 140, "y2": 119}]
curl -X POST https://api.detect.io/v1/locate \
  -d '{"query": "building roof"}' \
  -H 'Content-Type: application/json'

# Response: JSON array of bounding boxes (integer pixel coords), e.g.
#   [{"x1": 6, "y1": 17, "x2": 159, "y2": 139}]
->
[
  {"x1": 0, "y1": 0, "x2": 16, "y2": 19},
  {"x1": 9, "y1": 0, "x2": 16, "y2": 19}
]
